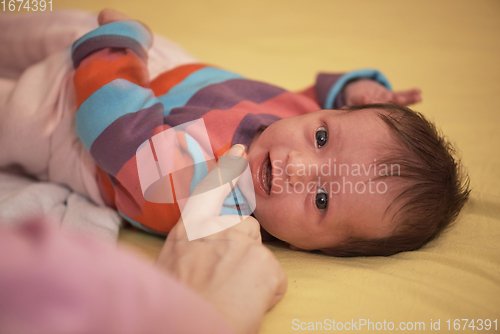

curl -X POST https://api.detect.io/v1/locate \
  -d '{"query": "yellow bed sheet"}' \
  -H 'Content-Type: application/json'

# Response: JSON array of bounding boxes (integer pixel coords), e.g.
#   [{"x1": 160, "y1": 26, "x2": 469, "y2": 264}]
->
[{"x1": 53, "y1": 0, "x2": 500, "y2": 332}]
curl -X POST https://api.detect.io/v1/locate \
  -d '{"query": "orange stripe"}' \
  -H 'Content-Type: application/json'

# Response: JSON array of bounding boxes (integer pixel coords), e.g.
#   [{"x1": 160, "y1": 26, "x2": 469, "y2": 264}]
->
[
  {"x1": 215, "y1": 143, "x2": 232, "y2": 159},
  {"x1": 73, "y1": 54, "x2": 149, "y2": 107},
  {"x1": 111, "y1": 127, "x2": 195, "y2": 233},
  {"x1": 96, "y1": 166, "x2": 116, "y2": 208},
  {"x1": 150, "y1": 63, "x2": 207, "y2": 97},
  {"x1": 133, "y1": 201, "x2": 181, "y2": 233}
]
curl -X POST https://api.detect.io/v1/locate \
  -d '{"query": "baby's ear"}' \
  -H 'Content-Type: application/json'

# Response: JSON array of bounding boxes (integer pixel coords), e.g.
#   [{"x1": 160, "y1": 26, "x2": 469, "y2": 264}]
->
[{"x1": 289, "y1": 244, "x2": 310, "y2": 252}]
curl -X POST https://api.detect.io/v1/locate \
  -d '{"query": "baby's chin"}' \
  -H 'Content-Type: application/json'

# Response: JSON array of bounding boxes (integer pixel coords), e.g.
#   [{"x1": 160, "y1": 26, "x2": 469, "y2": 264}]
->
[
  {"x1": 257, "y1": 222, "x2": 280, "y2": 242},
  {"x1": 251, "y1": 209, "x2": 269, "y2": 233},
  {"x1": 252, "y1": 209, "x2": 321, "y2": 250},
  {"x1": 251, "y1": 208, "x2": 282, "y2": 240}
]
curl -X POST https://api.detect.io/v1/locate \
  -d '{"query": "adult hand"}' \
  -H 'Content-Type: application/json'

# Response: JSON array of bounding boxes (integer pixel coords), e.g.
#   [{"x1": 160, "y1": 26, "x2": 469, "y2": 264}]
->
[
  {"x1": 156, "y1": 144, "x2": 288, "y2": 334},
  {"x1": 344, "y1": 79, "x2": 422, "y2": 106}
]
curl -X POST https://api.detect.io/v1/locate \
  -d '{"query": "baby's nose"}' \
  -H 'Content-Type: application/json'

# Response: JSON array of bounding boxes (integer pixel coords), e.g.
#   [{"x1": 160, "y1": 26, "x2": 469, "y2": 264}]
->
[{"x1": 286, "y1": 151, "x2": 319, "y2": 185}]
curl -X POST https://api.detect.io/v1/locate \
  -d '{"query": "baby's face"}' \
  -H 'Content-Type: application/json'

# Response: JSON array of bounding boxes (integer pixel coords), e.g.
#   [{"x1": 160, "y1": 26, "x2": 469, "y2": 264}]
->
[{"x1": 247, "y1": 109, "x2": 399, "y2": 250}]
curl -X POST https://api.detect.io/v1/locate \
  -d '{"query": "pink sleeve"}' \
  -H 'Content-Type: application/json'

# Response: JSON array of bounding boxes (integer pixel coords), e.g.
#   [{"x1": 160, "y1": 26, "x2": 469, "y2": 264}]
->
[{"x1": 0, "y1": 219, "x2": 234, "y2": 334}]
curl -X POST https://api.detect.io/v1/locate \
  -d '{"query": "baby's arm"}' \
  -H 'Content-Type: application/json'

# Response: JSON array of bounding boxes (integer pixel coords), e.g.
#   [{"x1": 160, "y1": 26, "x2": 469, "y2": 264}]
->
[{"x1": 72, "y1": 16, "x2": 160, "y2": 175}]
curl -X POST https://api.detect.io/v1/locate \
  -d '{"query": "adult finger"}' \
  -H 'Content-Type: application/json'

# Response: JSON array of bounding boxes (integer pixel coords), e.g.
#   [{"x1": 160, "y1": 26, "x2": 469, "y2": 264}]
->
[
  {"x1": 182, "y1": 145, "x2": 247, "y2": 217},
  {"x1": 266, "y1": 250, "x2": 288, "y2": 310},
  {"x1": 168, "y1": 207, "x2": 259, "y2": 243},
  {"x1": 209, "y1": 215, "x2": 261, "y2": 242},
  {"x1": 179, "y1": 145, "x2": 252, "y2": 240},
  {"x1": 166, "y1": 144, "x2": 248, "y2": 240}
]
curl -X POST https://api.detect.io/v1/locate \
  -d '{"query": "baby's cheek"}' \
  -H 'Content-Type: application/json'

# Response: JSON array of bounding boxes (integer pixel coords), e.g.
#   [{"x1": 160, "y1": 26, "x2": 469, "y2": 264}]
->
[
  {"x1": 254, "y1": 199, "x2": 291, "y2": 239},
  {"x1": 252, "y1": 198, "x2": 274, "y2": 227}
]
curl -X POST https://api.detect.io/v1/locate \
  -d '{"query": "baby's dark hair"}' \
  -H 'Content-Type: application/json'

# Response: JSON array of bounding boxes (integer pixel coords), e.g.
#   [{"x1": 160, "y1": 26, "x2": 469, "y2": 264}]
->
[{"x1": 320, "y1": 103, "x2": 471, "y2": 257}]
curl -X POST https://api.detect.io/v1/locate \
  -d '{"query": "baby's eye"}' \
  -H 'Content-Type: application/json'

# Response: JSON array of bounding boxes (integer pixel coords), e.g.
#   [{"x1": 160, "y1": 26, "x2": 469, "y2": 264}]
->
[
  {"x1": 315, "y1": 126, "x2": 328, "y2": 148},
  {"x1": 315, "y1": 187, "x2": 328, "y2": 211}
]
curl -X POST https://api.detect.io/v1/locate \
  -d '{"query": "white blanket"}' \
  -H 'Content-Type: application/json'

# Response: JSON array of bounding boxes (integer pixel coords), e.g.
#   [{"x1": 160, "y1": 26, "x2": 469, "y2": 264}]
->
[{"x1": 0, "y1": 170, "x2": 122, "y2": 243}]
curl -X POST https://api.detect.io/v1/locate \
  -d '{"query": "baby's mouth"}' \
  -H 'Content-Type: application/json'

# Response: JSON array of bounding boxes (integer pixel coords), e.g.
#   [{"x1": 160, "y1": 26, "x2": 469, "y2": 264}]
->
[{"x1": 261, "y1": 154, "x2": 272, "y2": 195}]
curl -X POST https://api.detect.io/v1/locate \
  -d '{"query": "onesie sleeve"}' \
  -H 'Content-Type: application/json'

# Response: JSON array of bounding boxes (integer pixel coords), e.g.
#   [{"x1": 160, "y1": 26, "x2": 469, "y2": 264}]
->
[
  {"x1": 71, "y1": 20, "x2": 162, "y2": 179},
  {"x1": 71, "y1": 20, "x2": 152, "y2": 69},
  {"x1": 314, "y1": 69, "x2": 392, "y2": 109}
]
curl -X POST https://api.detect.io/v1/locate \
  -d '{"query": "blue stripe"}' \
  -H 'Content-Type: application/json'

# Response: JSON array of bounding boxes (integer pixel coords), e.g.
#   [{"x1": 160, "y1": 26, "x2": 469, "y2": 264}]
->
[
  {"x1": 185, "y1": 133, "x2": 209, "y2": 194},
  {"x1": 221, "y1": 186, "x2": 252, "y2": 216},
  {"x1": 157, "y1": 67, "x2": 244, "y2": 116},
  {"x1": 72, "y1": 21, "x2": 152, "y2": 54},
  {"x1": 76, "y1": 79, "x2": 159, "y2": 150},
  {"x1": 220, "y1": 205, "x2": 240, "y2": 216},
  {"x1": 324, "y1": 69, "x2": 392, "y2": 109}
]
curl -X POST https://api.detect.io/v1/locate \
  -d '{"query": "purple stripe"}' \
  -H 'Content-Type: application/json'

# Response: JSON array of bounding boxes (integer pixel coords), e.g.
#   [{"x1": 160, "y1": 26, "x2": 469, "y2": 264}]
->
[
  {"x1": 72, "y1": 35, "x2": 147, "y2": 68},
  {"x1": 90, "y1": 103, "x2": 164, "y2": 176},
  {"x1": 164, "y1": 106, "x2": 209, "y2": 128},
  {"x1": 232, "y1": 113, "x2": 281, "y2": 148},
  {"x1": 185, "y1": 79, "x2": 287, "y2": 109},
  {"x1": 165, "y1": 79, "x2": 286, "y2": 126},
  {"x1": 315, "y1": 73, "x2": 343, "y2": 109}
]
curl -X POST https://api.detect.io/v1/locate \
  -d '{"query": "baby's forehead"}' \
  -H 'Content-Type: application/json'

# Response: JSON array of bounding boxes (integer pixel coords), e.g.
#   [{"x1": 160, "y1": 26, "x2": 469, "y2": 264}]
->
[
  {"x1": 324, "y1": 107, "x2": 385, "y2": 120},
  {"x1": 322, "y1": 108, "x2": 397, "y2": 148}
]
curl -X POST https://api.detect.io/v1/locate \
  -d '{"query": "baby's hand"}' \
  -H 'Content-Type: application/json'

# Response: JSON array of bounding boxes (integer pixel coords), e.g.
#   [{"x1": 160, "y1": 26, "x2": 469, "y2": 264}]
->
[
  {"x1": 344, "y1": 79, "x2": 422, "y2": 107},
  {"x1": 97, "y1": 8, "x2": 153, "y2": 36}
]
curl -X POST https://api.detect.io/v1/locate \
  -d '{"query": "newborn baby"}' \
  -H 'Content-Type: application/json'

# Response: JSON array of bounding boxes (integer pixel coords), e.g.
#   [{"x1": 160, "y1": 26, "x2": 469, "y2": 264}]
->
[{"x1": 1, "y1": 9, "x2": 470, "y2": 256}]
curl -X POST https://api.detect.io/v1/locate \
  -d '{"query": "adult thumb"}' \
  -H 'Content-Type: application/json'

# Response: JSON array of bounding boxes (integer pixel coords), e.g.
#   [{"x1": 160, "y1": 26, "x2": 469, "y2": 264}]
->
[{"x1": 179, "y1": 145, "x2": 249, "y2": 239}]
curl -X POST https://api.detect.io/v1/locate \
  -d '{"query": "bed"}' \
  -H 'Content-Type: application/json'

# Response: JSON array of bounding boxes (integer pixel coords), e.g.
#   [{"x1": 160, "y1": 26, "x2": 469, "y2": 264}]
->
[{"x1": 2, "y1": 0, "x2": 499, "y2": 333}]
